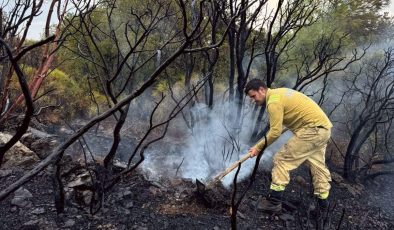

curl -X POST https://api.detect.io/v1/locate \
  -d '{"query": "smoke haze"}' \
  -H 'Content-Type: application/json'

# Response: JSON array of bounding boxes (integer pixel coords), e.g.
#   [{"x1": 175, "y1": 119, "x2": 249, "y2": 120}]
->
[{"x1": 141, "y1": 101, "x2": 293, "y2": 188}]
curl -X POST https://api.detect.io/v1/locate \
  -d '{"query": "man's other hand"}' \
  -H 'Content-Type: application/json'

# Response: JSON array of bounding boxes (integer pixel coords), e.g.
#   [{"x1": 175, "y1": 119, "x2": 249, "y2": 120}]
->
[{"x1": 248, "y1": 147, "x2": 259, "y2": 157}]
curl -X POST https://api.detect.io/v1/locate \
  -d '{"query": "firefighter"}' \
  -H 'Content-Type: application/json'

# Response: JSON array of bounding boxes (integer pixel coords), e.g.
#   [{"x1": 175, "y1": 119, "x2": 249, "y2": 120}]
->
[{"x1": 244, "y1": 78, "x2": 332, "y2": 214}]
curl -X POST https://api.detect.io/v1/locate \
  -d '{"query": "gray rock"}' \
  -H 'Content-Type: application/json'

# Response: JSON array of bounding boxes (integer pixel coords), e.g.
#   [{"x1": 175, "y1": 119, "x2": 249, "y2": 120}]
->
[
  {"x1": 279, "y1": 213, "x2": 295, "y2": 222},
  {"x1": 15, "y1": 187, "x2": 33, "y2": 198},
  {"x1": 28, "y1": 127, "x2": 56, "y2": 139},
  {"x1": 23, "y1": 219, "x2": 39, "y2": 226},
  {"x1": 0, "y1": 169, "x2": 12, "y2": 177},
  {"x1": 0, "y1": 132, "x2": 39, "y2": 170},
  {"x1": 11, "y1": 187, "x2": 33, "y2": 207},
  {"x1": 237, "y1": 211, "x2": 246, "y2": 219},
  {"x1": 124, "y1": 201, "x2": 134, "y2": 209},
  {"x1": 67, "y1": 172, "x2": 92, "y2": 188},
  {"x1": 83, "y1": 190, "x2": 93, "y2": 205},
  {"x1": 64, "y1": 219, "x2": 75, "y2": 227},
  {"x1": 119, "y1": 207, "x2": 131, "y2": 215},
  {"x1": 116, "y1": 188, "x2": 133, "y2": 199},
  {"x1": 11, "y1": 197, "x2": 32, "y2": 207},
  {"x1": 31, "y1": 207, "x2": 45, "y2": 215},
  {"x1": 213, "y1": 226, "x2": 220, "y2": 230}
]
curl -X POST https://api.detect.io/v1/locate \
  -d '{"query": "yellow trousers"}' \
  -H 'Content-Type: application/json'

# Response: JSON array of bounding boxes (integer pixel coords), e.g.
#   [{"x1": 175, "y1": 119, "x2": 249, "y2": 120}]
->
[{"x1": 271, "y1": 127, "x2": 332, "y2": 198}]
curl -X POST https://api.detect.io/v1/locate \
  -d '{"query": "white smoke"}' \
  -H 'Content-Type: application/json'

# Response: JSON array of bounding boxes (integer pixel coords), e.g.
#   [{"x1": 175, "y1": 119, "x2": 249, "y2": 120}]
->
[
  {"x1": 141, "y1": 101, "x2": 293, "y2": 188},
  {"x1": 219, "y1": 130, "x2": 293, "y2": 187}
]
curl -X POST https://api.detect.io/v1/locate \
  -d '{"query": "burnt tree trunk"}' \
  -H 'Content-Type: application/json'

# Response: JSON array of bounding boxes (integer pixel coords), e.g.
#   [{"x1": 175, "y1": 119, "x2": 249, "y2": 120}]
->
[
  {"x1": 235, "y1": 0, "x2": 248, "y2": 123},
  {"x1": 184, "y1": 52, "x2": 196, "y2": 128},
  {"x1": 344, "y1": 121, "x2": 377, "y2": 179},
  {"x1": 104, "y1": 104, "x2": 130, "y2": 169},
  {"x1": 250, "y1": 106, "x2": 267, "y2": 143},
  {"x1": 227, "y1": 0, "x2": 236, "y2": 102}
]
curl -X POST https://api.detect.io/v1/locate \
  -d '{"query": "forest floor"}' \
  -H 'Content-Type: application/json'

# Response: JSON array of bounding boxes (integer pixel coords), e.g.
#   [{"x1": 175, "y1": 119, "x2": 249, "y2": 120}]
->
[{"x1": 0, "y1": 161, "x2": 393, "y2": 230}]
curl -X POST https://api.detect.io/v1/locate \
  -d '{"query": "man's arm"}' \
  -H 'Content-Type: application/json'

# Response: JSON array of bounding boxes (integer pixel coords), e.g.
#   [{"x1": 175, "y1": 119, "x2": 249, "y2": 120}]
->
[{"x1": 249, "y1": 98, "x2": 284, "y2": 156}]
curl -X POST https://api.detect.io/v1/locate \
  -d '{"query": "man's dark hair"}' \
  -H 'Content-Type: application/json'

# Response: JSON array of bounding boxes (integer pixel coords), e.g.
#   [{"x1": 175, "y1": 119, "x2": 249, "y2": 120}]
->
[{"x1": 244, "y1": 78, "x2": 267, "y2": 94}]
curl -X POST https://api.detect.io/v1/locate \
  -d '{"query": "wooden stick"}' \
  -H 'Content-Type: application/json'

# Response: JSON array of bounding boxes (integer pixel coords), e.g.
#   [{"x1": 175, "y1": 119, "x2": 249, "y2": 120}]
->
[
  {"x1": 213, "y1": 154, "x2": 251, "y2": 181},
  {"x1": 206, "y1": 128, "x2": 291, "y2": 187}
]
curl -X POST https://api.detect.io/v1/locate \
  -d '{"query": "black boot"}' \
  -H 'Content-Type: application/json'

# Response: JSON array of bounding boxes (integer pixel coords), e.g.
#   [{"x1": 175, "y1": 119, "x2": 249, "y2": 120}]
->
[
  {"x1": 310, "y1": 198, "x2": 329, "y2": 217},
  {"x1": 316, "y1": 198, "x2": 330, "y2": 230},
  {"x1": 317, "y1": 198, "x2": 329, "y2": 217},
  {"x1": 258, "y1": 190, "x2": 283, "y2": 213}
]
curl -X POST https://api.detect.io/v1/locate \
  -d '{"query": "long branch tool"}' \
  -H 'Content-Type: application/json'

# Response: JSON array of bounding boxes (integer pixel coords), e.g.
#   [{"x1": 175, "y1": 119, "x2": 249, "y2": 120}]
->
[{"x1": 196, "y1": 153, "x2": 251, "y2": 195}]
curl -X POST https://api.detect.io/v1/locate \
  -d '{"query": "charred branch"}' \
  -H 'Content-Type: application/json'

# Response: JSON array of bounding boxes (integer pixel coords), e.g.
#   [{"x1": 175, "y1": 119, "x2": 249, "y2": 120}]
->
[
  {"x1": 231, "y1": 136, "x2": 267, "y2": 229},
  {"x1": 343, "y1": 48, "x2": 394, "y2": 179},
  {"x1": 109, "y1": 76, "x2": 210, "y2": 191},
  {"x1": 265, "y1": 0, "x2": 319, "y2": 87},
  {"x1": 0, "y1": 0, "x2": 227, "y2": 204},
  {"x1": 1, "y1": 0, "x2": 71, "y2": 120},
  {"x1": 293, "y1": 34, "x2": 368, "y2": 91},
  {"x1": 103, "y1": 103, "x2": 130, "y2": 169},
  {"x1": 0, "y1": 38, "x2": 34, "y2": 166}
]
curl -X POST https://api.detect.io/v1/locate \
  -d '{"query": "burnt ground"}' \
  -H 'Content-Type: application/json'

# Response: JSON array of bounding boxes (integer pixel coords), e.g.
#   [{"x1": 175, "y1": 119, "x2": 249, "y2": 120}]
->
[{"x1": 0, "y1": 162, "x2": 393, "y2": 230}]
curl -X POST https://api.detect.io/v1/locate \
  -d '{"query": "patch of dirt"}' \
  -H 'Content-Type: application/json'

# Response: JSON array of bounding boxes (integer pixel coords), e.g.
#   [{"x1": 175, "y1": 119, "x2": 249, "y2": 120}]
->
[
  {"x1": 0, "y1": 163, "x2": 393, "y2": 229},
  {"x1": 366, "y1": 174, "x2": 394, "y2": 219}
]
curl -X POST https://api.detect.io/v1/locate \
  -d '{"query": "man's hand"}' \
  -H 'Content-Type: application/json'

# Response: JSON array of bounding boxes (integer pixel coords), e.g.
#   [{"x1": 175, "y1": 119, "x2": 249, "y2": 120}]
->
[{"x1": 248, "y1": 147, "x2": 260, "y2": 158}]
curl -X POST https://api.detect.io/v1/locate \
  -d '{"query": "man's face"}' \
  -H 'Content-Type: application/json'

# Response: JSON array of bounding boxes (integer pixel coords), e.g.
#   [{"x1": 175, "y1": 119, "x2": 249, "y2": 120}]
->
[{"x1": 247, "y1": 87, "x2": 266, "y2": 106}]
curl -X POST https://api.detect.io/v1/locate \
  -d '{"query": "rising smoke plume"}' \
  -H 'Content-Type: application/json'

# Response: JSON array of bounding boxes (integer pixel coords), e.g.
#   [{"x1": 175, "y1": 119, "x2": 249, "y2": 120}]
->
[{"x1": 141, "y1": 101, "x2": 292, "y2": 188}]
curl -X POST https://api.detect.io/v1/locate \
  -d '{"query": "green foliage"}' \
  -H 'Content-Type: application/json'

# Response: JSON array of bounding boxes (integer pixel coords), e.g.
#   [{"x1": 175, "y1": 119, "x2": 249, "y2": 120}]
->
[
  {"x1": 327, "y1": 0, "x2": 392, "y2": 44},
  {"x1": 153, "y1": 80, "x2": 168, "y2": 97},
  {"x1": 8, "y1": 65, "x2": 37, "y2": 98},
  {"x1": 57, "y1": 0, "x2": 180, "y2": 98},
  {"x1": 46, "y1": 0, "x2": 394, "y2": 120},
  {"x1": 273, "y1": 0, "x2": 364, "y2": 87},
  {"x1": 39, "y1": 69, "x2": 106, "y2": 121}
]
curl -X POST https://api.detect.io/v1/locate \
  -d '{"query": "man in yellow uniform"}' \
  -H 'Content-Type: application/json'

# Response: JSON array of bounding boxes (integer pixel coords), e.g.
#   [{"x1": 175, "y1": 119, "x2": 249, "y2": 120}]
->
[{"x1": 244, "y1": 78, "x2": 332, "y2": 213}]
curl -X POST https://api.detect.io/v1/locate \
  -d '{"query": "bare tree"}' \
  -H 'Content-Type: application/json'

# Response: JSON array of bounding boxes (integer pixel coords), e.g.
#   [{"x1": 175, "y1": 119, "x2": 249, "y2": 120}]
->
[
  {"x1": 0, "y1": 0, "x2": 44, "y2": 114},
  {"x1": 0, "y1": 39, "x2": 34, "y2": 165},
  {"x1": 220, "y1": 0, "x2": 237, "y2": 101},
  {"x1": 226, "y1": 0, "x2": 266, "y2": 123},
  {"x1": 0, "y1": 0, "x2": 71, "y2": 120},
  {"x1": 0, "y1": 0, "x2": 75, "y2": 162},
  {"x1": 250, "y1": 0, "x2": 320, "y2": 141},
  {"x1": 292, "y1": 32, "x2": 367, "y2": 92},
  {"x1": 61, "y1": 0, "x2": 233, "y2": 169},
  {"x1": 250, "y1": 0, "x2": 367, "y2": 142},
  {"x1": 230, "y1": 136, "x2": 267, "y2": 229},
  {"x1": 202, "y1": 1, "x2": 222, "y2": 108},
  {"x1": 339, "y1": 48, "x2": 394, "y2": 179},
  {"x1": 0, "y1": 0, "x2": 244, "y2": 214}
]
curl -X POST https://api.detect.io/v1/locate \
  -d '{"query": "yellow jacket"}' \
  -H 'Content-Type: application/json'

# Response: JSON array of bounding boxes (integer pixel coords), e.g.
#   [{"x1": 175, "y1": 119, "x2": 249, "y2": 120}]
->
[{"x1": 254, "y1": 88, "x2": 333, "y2": 151}]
